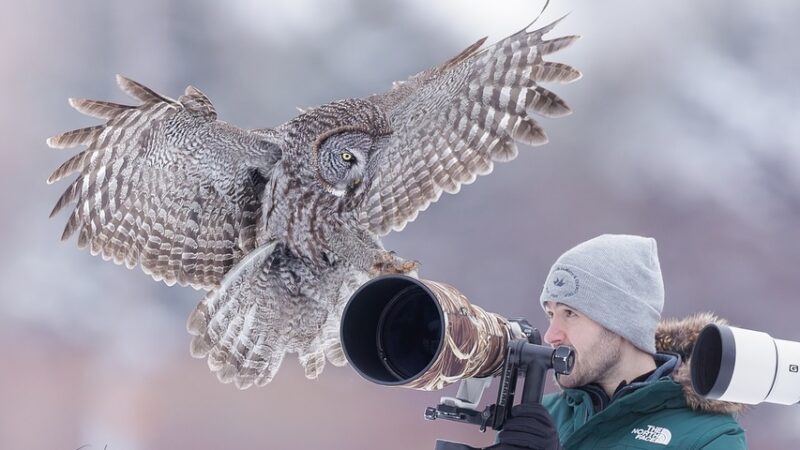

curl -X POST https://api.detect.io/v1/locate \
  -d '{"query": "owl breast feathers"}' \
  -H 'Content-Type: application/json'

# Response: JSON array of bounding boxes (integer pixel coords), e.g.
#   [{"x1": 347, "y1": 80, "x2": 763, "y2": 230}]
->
[{"x1": 46, "y1": 14, "x2": 580, "y2": 388}]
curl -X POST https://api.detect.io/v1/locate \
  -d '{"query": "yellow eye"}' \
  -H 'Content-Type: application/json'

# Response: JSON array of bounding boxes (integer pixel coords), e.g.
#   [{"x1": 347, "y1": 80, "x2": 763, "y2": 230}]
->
[{"x1": 341, "y1": 151, "x2": 353, "y2": 161}]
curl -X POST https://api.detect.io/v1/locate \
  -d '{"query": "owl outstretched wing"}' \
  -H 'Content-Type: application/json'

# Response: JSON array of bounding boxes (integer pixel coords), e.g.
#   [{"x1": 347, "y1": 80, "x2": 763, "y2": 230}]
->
[
  {"x1": 360, "y1": 16, "x2": 580, "y2": 235},
  {"x1": 47, "y1": 75, "x2": 282, "y2": 289}
]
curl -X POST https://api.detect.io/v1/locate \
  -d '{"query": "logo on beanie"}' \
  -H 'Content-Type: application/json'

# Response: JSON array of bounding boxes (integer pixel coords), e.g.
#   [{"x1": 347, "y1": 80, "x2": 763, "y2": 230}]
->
[{"x1": 545, "y1": 266, "x2": 579, "y2": 298}]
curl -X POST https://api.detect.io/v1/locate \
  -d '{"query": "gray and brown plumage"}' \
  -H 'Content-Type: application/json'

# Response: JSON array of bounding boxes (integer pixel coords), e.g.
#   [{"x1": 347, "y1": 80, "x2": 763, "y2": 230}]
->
[{"x1": 47, "y1": 16, "x2": 580, "y2": 389}]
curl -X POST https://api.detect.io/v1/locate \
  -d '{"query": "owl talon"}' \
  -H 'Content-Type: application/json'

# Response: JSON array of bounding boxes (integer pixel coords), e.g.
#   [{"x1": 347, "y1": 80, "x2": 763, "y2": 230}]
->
[
  {"x1": 370, "y1": 252, "x2": 420, "y2": 276},
  {"x1": 400, "y1": 259, "x2": 420, "y2": 274}
]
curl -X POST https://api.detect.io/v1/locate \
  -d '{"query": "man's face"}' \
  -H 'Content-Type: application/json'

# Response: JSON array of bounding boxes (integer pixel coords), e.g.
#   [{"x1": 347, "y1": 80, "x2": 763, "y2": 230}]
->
[{"x1": 543, "y1": 301, "x2": 623, "y2": 389}]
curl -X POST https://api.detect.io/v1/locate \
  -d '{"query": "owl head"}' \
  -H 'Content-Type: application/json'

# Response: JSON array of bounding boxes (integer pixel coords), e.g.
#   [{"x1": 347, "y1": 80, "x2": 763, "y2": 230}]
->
[
  {"x1": 295, "y1": 98, "x2": 392, "y2": 197},
  {"x1": 314, "y1": 128, "x2": 378, "y2": 196}
]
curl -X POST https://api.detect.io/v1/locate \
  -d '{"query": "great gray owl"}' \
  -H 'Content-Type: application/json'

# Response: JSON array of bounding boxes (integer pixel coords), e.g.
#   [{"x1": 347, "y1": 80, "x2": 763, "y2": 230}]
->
[{"x1": 47, "y1": 16, "x2": 580, "y2": 389}]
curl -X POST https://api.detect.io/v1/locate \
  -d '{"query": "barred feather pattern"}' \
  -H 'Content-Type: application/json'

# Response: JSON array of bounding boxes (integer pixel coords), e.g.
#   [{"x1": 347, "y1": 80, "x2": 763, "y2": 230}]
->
[
  {"x1": 360, "y1": 16, "x2": 580, "y2": 235},
  {"x1": 185, "y1": 243, "x2": 368, "y2": 389},
  {"x1": 47, "y1": 75, "x2": 279, "y2": 289}
]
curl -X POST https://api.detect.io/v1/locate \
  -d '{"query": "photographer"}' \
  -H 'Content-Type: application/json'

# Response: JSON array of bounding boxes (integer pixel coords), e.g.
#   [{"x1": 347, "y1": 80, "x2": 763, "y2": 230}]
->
[{"x1": 493, "y1": 234, "x2": 747, "y2": 450}]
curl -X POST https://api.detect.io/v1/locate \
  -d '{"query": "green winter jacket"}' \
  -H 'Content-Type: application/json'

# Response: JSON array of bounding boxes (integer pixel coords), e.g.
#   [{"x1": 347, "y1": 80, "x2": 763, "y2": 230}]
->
[{"x1": 542, "y1": 314, "x2": 747, "y2": 449}]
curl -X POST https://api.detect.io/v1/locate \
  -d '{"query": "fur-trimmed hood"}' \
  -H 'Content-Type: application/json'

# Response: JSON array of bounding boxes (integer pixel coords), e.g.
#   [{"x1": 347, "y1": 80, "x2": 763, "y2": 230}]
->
[{"x1": 655, "y1": 312, "x2": 747, "y2": 415}]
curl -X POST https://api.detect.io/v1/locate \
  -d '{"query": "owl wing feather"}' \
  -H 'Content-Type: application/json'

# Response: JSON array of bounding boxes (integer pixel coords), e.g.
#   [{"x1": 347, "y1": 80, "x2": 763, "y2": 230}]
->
[
  {"x1": 47, "y1": 75, "x2": 282, "y2": 290},
  {"x1": 361, "y1": 16, "x2": 580, "y2": 235}
]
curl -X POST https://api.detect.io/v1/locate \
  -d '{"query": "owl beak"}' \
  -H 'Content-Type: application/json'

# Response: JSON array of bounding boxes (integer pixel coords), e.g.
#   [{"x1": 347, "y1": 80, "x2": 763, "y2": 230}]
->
[{"x1": 349, "y1": 177, "x2": 363, "y2": 189}]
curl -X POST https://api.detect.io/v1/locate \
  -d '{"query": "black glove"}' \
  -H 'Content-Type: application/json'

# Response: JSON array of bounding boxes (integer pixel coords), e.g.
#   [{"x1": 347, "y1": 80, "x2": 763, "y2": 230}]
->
[{"x1": 486, "y1": 403, "x2": 561, "y2": 450}]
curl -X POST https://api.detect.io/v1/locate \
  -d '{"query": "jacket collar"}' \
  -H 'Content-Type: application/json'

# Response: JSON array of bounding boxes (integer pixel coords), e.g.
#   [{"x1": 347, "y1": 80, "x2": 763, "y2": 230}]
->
[{"x1": 578, "y1": 353, "x2": 679, "y2": 413}]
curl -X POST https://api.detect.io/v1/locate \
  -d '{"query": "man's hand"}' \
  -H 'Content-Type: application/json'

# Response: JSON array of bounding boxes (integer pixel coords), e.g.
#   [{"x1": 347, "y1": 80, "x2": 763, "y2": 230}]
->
[{"x1": 485, "y1": 403, "x2": 561, "y2": 450}]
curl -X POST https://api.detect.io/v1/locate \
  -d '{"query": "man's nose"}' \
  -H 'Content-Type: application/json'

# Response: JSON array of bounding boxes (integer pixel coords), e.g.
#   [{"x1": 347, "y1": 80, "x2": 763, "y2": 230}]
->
[{"x1": 544, "y1": 322, "x2": 565, "y2": 347}]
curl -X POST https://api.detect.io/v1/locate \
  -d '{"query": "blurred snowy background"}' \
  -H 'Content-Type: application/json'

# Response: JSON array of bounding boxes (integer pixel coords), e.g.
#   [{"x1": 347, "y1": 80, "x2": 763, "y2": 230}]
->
[{"x1": 2, "y1": 0, "x2": 799, "y2": 448}]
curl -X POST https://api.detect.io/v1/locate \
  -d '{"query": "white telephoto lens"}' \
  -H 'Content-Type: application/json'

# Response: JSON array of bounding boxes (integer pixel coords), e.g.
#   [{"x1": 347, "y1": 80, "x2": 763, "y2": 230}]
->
[
  {"x1": 763, "y1": 338, "x2": 800, "y2": 405},
  {"x1": 691, "y1": 324, "x2": 800, "y2": 405},
  {"x1": 722, "y1": 326, "x2": 778, "y2": 404}
]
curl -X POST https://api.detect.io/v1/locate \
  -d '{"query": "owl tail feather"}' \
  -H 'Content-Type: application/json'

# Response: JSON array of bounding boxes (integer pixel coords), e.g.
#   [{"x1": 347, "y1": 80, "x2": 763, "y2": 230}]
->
[
  {"x1": 289, "y1": 268, "x2": 372, "y2": 378},
  {"x1": 187, "y1": 243, "x2": 291, "y2": 389},
  {"x1": 185, "y1": 242, "x2": 364, "y2": 389}
]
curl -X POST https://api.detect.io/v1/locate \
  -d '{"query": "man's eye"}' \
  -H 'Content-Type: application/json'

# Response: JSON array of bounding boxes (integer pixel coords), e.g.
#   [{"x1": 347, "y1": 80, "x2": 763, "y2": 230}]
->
[{"x1": 564, "y1": 309, "x2": 577, "y2": 317}]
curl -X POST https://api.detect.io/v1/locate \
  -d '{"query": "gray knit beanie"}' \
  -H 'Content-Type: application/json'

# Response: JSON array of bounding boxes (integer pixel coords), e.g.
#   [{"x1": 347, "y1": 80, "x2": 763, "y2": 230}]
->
[{"x1": 539, "y1": 234, "x2": 664, "y2": 354}]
